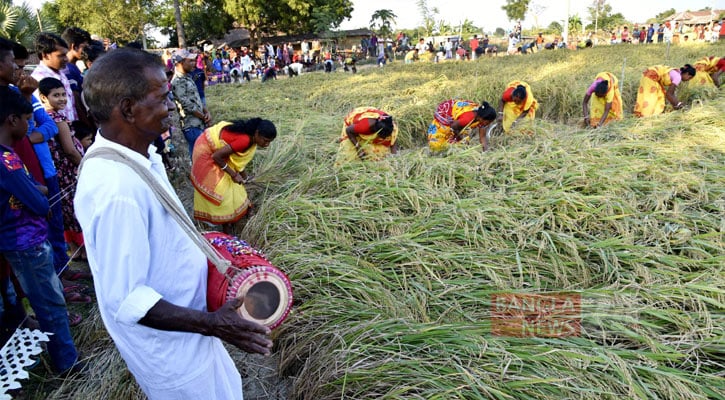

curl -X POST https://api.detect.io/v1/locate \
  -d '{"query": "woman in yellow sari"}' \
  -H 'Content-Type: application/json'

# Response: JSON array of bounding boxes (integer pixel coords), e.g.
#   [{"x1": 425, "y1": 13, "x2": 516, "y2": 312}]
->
[
  {"x1": 582, "y1": 72, "x2": 623, "y2": 128},
  {"x1": 633, "y1": 64, "x2": 695, "y2": 117},
  {"x1": 427, "y1": 99, "x2": 497, "y2": 153},
  {"x1": 690, "y1": 56, "x2": 724, "y2": 88},
  {"x1": 191, "y1": 119, "x2": 276, "y2": 231},
  {"x1": 497, "y1": 81, "x2": 538, "y2": 133},
  {"x1": 335, "y1": 107, "x2": 397, "y2": 166}
]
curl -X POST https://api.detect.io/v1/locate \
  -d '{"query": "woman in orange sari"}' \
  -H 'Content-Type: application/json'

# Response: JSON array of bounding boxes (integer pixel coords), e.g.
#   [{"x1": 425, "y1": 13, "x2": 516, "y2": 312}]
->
[
  {"x1": 633, "y1": 64, "x2": 695, "y2": 117},
  {"x1": 335, "y1": 107, "x2": 397, "y2": 166},
  {"x1": 191, "y1": 119, "x2": 276, "y2": 232},
  {"x1": 497, "y1": 81, "x2": 538, "y2": 133},
  {"x1": 427, "y1": 99, "x2": 497, "y2": 153},
  {"x1": 582, "y1": 72, "x2": 623, "y2": 128},
  {"x1": 689, "y1": 56, "x2": 724, "y2": 88}
]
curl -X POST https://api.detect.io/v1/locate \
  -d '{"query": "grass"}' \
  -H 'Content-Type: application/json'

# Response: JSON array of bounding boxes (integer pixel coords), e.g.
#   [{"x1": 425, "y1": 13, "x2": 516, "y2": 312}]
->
[{"x1": 17, "y1": 41, "x2": 725, "y2": 399}]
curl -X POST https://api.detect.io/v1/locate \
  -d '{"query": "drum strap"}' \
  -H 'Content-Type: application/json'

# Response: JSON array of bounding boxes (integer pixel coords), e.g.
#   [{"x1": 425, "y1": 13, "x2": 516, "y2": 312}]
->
[{"x1": 79, "y1": 147, "x2": 232, "y2": 274}]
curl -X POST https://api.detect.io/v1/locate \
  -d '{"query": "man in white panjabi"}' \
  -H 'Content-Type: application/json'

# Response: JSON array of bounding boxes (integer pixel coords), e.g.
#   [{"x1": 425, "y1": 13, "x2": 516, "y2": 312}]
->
[{"x1": 75, "y1": 48, "x2": 272, "y2": 400}]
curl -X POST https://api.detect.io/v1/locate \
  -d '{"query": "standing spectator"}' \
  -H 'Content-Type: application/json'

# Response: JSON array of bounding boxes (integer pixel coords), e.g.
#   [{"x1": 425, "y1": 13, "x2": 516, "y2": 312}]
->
[
  {"x1": 76, "y1": 48, "x2": 272, "y2": 399},
  {"x1": 37, "y1": 78, "x2": 88, "y2": 266},
  {"x1": 639, "y1": 26, "x2": 647, "y2": 44},
  {"x1": 0, "y1": 86, "x2": 81, "y2": 375},
  {"x1": 663, "y1": 22, "x2": 673, "y2": 44},
  {"x1": 189, "y1": 65, "x2": 207, "y2": 106},
  {"x1": 632, "y1": 26, "x2": 640, "y2": 44},
  {"x1": 646, "y1": 24, "x2": 655, "y2": 43},
  {"x1": 211, "y1": 53, "x2": 223, "y2": 81},
  {"x1": 720, "y1": 18, "x2": 725, "y2": 40},
  {"x1": 31, "y1": 32, "x2": 77, "y2": 122},
  {"x1": 536, "y1": 33, "x2": 544, "y2": 50},
  {"x1": 359, "y1": 36, "x2": 368, "y2": 59},
  {"x1": 311, "y1": 39, "x2": 321, "y2": 63},
  {"x1": 469, "y1": 35, "x2": 479, "y2": 60},
  {"x1": 171, "y1": 50, "x2": 210, "y2": 158},
  {"x1": 711, "y1": 22, "x2": 720, "y2": 43},
  {"x1": 60, "y1": 27, "x2": 91, "y2": 129},
  {"x1": 657, "y1": 23, "x2": 665, "y2": 43},
  {"x1": 369, "y1": 34, "x2": 378, "y2": 57},
  {"x1": 240, "y1": 50, "x2": 253, "y2": 82},
  {"x1": 415, "y1": 38, "x2": 428, "y2": 53},
  {"x1": 15, "y1": 41, "x2": 73, "y2": 278},
  {"x1": 507, "y1": 33, "x2": 520, "y2": 55},
  {"x1": 621, "y1": 26, "x2": 630, "y2": 43},
  {"x1": 444, "y1": 38, "x2": 453, "y2": 59}
]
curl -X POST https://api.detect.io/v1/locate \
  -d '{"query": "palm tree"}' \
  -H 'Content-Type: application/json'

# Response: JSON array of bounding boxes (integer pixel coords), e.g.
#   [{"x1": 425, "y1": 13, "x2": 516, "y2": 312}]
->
[
  {"x1": 0, "y1": 1, "x2": 51, "y2": 49},
  {"x1": 0, "y1": 1, "x2": 19, "y2": 38},
  {"x1": 370, "y1": 9, "x2": 397, "y2": 38}
]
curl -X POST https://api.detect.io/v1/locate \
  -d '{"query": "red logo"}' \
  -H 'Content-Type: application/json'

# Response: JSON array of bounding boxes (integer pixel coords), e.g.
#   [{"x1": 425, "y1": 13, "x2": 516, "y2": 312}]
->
[{"x1": 491, "y1": 293, "x2": 581, "y2": 337}]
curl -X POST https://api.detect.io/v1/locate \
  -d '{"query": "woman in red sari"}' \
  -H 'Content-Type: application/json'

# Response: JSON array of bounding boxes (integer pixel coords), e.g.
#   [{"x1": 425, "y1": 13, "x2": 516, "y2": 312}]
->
[{"x1": 335, "y1": 107, "x2": 397, "y2": 166}]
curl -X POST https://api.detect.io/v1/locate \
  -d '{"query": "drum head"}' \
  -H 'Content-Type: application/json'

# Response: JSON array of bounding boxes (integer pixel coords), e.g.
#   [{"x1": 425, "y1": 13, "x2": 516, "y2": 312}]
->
[{"x1": 227, "y1": 265, "x2": 293, "y2": 329}]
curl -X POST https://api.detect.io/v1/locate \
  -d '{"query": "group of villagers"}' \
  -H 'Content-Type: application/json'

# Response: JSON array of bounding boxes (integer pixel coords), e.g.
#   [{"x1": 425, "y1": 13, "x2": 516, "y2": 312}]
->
[
  {"x1": 190, "y1": 56, "x2": 722, "y2": 233},
  {"x1": 333, "y1": 55, "x2": 723, "y2": 164}
]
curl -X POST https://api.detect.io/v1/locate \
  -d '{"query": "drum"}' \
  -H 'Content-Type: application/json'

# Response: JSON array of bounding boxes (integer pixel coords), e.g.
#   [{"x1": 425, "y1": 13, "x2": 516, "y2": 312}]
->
[{"x1": 204, "y1": 232, "x2": 293, "y2": 329}]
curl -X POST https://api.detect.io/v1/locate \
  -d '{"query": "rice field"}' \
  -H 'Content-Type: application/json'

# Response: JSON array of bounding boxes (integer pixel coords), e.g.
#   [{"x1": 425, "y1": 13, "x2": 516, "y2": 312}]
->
[{"x1": 25, "y1": 41, "x2": 724, "y2": 399}]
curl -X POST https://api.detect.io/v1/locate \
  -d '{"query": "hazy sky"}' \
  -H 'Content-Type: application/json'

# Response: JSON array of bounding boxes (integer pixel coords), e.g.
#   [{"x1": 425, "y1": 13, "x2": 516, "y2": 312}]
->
[{"x1": 14, "y1": 0, "x2": 724, "y2": 32}]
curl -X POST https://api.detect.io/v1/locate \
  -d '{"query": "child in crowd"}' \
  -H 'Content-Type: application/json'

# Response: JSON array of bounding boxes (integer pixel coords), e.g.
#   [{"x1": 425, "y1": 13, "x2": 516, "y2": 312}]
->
[
  {"x1": 0, "y1": 86, "x2": 81, "y2": 374},
  {"x1": 38, "y1": 78, "x2": 91, "y2": 281}
]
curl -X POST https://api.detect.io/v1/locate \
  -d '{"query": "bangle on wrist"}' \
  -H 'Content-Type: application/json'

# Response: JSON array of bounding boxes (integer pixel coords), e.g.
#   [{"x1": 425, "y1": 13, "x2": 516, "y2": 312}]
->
[{"x1": 221, "y1": 163, "x2": 228, "y2": 171}]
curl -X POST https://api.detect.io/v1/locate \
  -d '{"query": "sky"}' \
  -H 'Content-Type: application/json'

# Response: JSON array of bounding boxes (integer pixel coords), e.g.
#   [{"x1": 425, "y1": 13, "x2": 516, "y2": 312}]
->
[{"x1": 14, "y1": 0, "x2": 725, "y2": 32}]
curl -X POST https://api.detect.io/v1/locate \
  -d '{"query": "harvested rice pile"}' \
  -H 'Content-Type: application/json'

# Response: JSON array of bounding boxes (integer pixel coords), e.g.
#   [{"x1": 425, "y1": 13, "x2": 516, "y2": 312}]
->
[{"x1": 32, "y1": 42, "x2": 723, "y2": 399}]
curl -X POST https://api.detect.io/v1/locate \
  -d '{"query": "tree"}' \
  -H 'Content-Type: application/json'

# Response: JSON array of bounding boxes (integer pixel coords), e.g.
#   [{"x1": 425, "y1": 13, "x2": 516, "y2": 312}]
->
[
  {"x1": 56, "y1": 0, "x2": 161, "y2": 44},
  {"x1": 528, "y1": 1, "x2": 547, "y2": 30},
  {"x1": 370, "y1": 9, "x2": 396, "y2": 39},
  {"x1": 501, "y1": 0, "x2": 530, "y2": 22},
  {"x1": 158, "y1": 0, "x2": 233, "y2": 48},
  {"x1": 568, "y1": 14, "x2": 582, "y2": 35},
  {"x1": 222, "y1": 0, "x2": 352, "y2": 49},
  {"x1": 172, "y1": 0, "x2": 186, "y2": 47},
  {"x1": 654, "y1": 8, "x2": 676, "y2": 21},
  {"x1": 586, "y1": 1, "x2": 626, "y2": 33},
  {"x1": 0, "y1": 1, "x2": 54, "y2": 49},
  {"x1": 416, "y1": 0, "x2": 439, "y2": 36},
  {"x1": 548, "y1": 21, "x2": 562, "y2": 34},
  {"x1": 495, "y1": 27, "x2": 507, "y2": 37}
]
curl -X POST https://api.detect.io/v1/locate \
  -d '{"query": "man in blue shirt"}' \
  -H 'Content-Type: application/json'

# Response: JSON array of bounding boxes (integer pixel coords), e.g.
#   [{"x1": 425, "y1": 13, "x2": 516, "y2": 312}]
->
[{"x1": 0, "y1": 86, "x2": 80, "y2": 374}]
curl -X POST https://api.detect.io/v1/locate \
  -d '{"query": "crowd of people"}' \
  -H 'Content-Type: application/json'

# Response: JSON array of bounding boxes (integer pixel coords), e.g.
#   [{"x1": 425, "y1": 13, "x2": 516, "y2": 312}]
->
[
  {"x1": 337, "y1": 58, "x2": 721, "y2": 162},
  {"x1": 1, "y1": 27, "x2": 275, "y2": 399},
  {"x1": 0, "y1": 17, "x2": 722, "y2": 398}
]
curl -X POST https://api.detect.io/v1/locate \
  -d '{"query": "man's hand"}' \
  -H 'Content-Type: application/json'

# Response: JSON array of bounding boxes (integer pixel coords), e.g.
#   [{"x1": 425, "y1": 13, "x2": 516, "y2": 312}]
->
[
  {"x1": 16, "y1": 75, "x2": 38, "y2": 97},
  {"x1": 208, "y1": 297, "x2": 273, "y2": 355}
]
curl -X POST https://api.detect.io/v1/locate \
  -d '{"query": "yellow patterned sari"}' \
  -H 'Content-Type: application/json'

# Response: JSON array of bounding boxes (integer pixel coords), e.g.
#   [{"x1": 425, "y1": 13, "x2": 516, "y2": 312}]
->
[
  {"x1": 502, "y1": 80, "x2": 537, "y2": 133},
  {"x1": 335, "y1": 107, "x2": 398, "y2": 166},
  {"x1": 689, "y1": 56, "x2": 720, "y2": 88},
  {"x1": 191, "y1": 122, "x2": 255, "y2": 224},
  {"x1": 633, "y1": 65, "x2": 674, "y2": 117},
  {"x1": 588, "y1": 72, "x2": 623, "y2": 127}
]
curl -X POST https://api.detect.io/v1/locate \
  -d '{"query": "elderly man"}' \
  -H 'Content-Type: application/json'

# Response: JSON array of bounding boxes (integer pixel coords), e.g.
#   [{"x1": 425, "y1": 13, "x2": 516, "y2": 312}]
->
[
  {"x1": 75, "y1": 48, "x2": 272, "y2": 399},
  {"x1": 171, "y1": 49, "x2": 210, "y2": 158}
]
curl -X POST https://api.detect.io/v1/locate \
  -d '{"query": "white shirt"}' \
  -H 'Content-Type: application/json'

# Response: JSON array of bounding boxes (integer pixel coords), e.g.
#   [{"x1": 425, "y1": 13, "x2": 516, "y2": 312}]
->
[
  {"x1": 75, "y1": 134, "x2": 241, "y2": 399},
  {"x1": 31, "y1": 63, "x2": 78, "y2": 122},
  {"x1": 240, "y1": 54, "x2": 253, "y2": 72}
]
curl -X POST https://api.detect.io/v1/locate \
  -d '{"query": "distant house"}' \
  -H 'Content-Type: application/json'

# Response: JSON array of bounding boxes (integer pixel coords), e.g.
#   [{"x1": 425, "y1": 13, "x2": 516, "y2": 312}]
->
[{"x1": 667, "y1": 9, "x2": 724, "y2": 30}]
